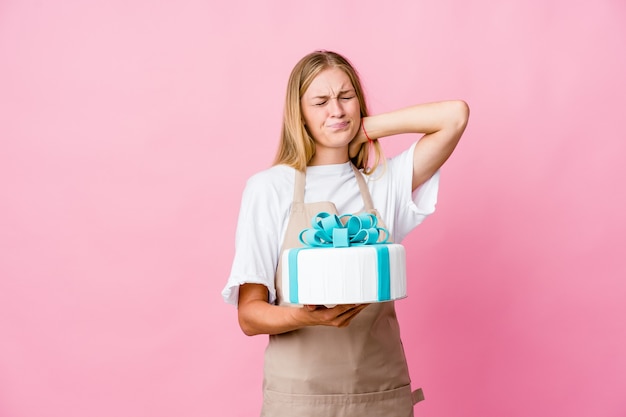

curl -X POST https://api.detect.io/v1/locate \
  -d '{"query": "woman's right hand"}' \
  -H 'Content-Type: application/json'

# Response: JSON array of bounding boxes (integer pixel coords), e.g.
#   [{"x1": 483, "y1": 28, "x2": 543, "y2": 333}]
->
[
  {"x1": 298, "y1": 304, "x2": 369, "y2": 328},
  {"x1": 238, "y1": 283, "x2": 368, "y2": 336}
]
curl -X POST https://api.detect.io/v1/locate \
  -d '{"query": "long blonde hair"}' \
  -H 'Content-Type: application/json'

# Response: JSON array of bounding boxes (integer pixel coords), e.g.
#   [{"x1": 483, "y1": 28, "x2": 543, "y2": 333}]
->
[{"x1": 273, "y1": 50, "x2": 382, "y2": 174}]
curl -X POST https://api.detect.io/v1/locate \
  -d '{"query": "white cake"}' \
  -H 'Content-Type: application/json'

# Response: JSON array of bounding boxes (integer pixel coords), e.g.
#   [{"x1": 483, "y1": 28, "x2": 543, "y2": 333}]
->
[{"x1": 281, "y1": 243, "x2": 407, "y2": 305}]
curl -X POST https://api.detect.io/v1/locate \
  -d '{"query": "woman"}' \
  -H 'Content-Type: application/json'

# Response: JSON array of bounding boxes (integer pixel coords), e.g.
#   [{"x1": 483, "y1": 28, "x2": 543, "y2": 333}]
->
[{"x1": 222, "y1": 50, "x2": 469, "y2": 417}]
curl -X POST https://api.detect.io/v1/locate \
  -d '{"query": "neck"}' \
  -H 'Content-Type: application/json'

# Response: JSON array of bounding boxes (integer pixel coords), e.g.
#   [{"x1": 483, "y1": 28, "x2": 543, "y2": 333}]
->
[{"x1": 308, "y1": 147, "x2": 349, "y2": 166}]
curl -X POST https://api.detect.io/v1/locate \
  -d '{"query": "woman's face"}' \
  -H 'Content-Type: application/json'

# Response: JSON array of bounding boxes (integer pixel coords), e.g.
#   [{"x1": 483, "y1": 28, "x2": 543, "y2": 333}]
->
[{"x1": 301, "y1": 67, "x2": 361, "y2": 164}]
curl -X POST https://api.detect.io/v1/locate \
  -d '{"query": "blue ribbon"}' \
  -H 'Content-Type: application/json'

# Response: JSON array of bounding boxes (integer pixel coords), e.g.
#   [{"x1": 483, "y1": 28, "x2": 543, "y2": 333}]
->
[
  {"x1": 298, "y1": 212, "x2": 389, "y2": 248},
  {"x1": 287, "y1": 244, "x2": 392, "y2": 304}
]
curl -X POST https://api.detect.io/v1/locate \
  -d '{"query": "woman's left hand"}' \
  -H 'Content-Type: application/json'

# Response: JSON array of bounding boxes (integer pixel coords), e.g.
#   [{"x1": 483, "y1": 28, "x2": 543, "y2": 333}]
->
[{"x1": 348, "y1": 118, "x2": 368, "y2": 158}]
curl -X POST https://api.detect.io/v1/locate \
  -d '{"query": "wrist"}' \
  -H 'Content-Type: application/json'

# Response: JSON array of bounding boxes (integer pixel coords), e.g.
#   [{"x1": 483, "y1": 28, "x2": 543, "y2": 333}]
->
[
  {"x1": 361, "y1": 118, "x2": 374, "y2": 144},
  {"x1": 289, "y1": 305, "x2": 312, "y2": 328}
]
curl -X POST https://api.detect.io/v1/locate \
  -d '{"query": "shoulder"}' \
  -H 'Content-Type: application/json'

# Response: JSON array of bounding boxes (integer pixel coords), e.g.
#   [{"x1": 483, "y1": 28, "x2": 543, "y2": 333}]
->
[
  {"x1": 246, "y1": 165, "x2": 295, "y2": 187},
  {"x1": 387, "y1": 142, "x2": 417, "y2": 172},
  {"x1": 367, "y1": 143, "x2": 417, "y2": 184},
  {"x1": 241, "y1": 164, "x2": 295, "y2": 207}
]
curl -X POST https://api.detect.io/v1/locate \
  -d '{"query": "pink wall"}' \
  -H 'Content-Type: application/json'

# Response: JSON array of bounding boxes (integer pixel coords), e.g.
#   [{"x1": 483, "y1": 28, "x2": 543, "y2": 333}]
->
[{"x1": 1, "y1": 1, "x2": 625, "y2": 416}]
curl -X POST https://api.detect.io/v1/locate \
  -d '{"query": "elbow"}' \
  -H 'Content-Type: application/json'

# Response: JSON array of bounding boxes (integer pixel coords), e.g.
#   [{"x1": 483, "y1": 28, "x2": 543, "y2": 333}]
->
[
  {"x1": 238, "y1": 313, "x2": 261, "y2": 337},
  {"x1": 241, "y1": 328, "x2": 258, "y2": 337},
  {"x1": 452, "y1": 100, "x2": 470, "y2": 132}
]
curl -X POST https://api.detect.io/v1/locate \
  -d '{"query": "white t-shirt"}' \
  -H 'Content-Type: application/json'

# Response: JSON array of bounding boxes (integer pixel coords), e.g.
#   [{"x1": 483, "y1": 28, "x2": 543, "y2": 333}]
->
[{"x1": 222, "y1": 142, "x2": 440, "y2": 306}]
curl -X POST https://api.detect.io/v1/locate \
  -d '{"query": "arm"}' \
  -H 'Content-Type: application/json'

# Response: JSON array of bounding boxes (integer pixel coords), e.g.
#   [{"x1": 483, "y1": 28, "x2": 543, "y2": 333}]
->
[
  {"x1": 238, "y1": 283, "x2": 368, "y2": 336},
  {"x1": 351, "y1": 100, "x2": 469, "y2": 190}
]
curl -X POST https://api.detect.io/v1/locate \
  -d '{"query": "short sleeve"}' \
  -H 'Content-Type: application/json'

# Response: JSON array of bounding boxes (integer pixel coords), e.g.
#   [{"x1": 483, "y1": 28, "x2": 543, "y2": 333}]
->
[{"x1": 221, "y1": 172, "x2": 287, "y2": 306}]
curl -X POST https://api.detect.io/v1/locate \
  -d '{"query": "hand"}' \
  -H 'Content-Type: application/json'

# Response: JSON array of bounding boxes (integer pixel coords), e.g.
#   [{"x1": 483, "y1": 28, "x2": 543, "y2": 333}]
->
[
  {"x1": 299, "y1": 303, "x2": 369, "y2": 328},
  {"x1": 348, "y1": 118, "x2": 368, "y2": 158},
  {"x1": 238, "y1": 284, "x2": 370, "y2": 335}
]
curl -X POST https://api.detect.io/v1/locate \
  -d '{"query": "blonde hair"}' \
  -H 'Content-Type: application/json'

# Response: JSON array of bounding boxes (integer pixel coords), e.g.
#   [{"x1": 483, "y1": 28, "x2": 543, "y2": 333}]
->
[{"x1": 273, "y1": 50, "x2": 383, "y2": 174}]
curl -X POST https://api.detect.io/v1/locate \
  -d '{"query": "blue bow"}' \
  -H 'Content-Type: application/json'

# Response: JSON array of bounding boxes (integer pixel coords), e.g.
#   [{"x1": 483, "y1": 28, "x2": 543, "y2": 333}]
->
[{"x1": 298, "y1": 212, "x2": 389, "y2": 248}]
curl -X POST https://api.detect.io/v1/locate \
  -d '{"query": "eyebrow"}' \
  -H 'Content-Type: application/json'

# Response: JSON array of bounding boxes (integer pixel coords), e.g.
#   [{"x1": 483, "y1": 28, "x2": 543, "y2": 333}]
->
[{"x1": 310, "y1": 89, "x2": 355, "y2": 100}]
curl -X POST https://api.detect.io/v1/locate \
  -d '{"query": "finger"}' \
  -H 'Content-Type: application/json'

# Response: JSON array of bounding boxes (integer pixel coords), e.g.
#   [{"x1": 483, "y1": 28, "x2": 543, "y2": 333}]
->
[
  {"x1": 308, "y1": 304, "x2": 368, "y2": 326},
  {"x1": 334, "y1": 304, "x2": 369, "y2": 327},
  {"x1": 311, "y1": 305, "x2": 353, "y2": 324},
  {"x1": 335, "y1": 305, "x2": 361, "y2": 317}
]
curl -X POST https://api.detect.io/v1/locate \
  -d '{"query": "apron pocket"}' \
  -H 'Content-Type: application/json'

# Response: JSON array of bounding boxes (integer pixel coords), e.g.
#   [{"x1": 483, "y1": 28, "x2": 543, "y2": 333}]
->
[{"x1": 262, "y1": 384, "x2": 416, "y2": 417}]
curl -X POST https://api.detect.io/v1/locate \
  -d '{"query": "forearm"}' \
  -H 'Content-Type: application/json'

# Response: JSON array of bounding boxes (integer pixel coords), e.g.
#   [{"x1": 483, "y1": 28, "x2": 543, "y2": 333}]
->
[
  {"x1": 358, "y1": 100, "x2": 469, "y2": 188},
  {"x1": 238, "y1": 298, "x2": 307, "y2": 336},
  {"x1": 361, "y1": 100, "x2": 469, "y2": 141}
]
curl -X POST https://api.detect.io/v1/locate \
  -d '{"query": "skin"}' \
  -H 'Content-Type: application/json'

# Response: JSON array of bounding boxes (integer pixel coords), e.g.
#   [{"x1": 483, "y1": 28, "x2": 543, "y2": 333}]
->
[
  {"x1": 238, "y1": 67, "x2": 469, "y2": 336},
  {"x1": 302, "y1": 67, "x2": 362, "y2": 166}
]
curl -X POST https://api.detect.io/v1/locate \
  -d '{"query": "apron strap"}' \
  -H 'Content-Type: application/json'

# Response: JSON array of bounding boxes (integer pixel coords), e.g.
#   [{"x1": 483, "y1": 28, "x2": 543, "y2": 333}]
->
[
  {"x1": 351, "y1": 164, "x2": 375, "y2": 211},
  {"x1": 412, "y1": 388, "x2": 425, "y2": 405},
  {"x1": 293, "y1": 164, "x2": 375, "y2": 211},
  {"x1": 294, "y1": 169, "x2": 306, "y2": 204}
]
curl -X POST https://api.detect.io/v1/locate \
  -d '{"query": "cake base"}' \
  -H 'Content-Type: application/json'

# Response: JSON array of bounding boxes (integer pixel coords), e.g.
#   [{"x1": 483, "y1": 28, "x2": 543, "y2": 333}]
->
[{"x1": 281, "y1": 243, "x2": 406, "y2": 305}]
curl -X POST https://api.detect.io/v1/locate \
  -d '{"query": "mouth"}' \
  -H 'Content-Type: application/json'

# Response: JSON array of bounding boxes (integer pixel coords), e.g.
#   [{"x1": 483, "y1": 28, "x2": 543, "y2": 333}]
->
[{"x1": 328, "y1": 121, "x2": 349, "y2": 130}]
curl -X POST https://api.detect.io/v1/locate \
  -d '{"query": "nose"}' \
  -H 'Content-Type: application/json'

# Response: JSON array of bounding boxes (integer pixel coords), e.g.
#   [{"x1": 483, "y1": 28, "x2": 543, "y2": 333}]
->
[{"x1": 328, "y1": 97, "x2": 345, "y2": 117}]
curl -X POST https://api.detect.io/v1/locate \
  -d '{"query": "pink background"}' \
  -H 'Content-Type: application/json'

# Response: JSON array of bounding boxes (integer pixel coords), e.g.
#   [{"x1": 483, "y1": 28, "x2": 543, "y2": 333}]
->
[{"x1": 1, "y1": 1, "x2": 625, "y2": 416}]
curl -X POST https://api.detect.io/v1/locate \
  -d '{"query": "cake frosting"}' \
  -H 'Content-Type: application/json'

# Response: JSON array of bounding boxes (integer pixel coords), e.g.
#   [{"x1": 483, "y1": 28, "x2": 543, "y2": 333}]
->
[{"x1": 281, "y1": 244, "x2": 407, "y2": 305}]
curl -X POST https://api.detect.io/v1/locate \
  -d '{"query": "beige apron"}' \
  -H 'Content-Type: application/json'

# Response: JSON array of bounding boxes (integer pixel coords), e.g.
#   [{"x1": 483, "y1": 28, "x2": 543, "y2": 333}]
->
[{"x1": 261, "y1": 165, "x2": 424, "y2": 417}]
